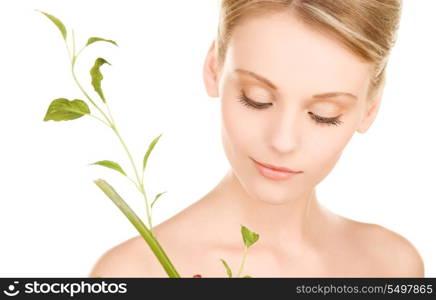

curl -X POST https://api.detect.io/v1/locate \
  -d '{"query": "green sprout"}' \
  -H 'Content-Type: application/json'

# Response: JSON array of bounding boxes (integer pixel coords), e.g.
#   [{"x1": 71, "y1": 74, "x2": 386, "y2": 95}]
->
[{"x1": 220, "y1": 225, "x2": 259, "y2": 278}]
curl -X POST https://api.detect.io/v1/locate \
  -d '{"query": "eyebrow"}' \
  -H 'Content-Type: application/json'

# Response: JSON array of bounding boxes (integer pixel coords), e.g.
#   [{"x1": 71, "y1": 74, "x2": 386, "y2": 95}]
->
[{"x1": 234, "y1": 68, "x2": 358, "y2": 101}]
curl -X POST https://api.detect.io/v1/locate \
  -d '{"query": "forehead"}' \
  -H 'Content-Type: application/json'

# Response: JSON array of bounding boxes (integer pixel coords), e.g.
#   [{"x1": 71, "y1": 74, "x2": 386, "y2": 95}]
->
[{"x1": 225, "y1": 12, "x2": 372, "y2": 98}]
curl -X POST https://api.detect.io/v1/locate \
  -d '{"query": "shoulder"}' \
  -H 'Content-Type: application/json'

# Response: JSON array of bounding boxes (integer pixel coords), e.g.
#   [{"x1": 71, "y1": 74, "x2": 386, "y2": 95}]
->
[
  {"x1": 345, "y1": 220, "x2": 425, "y2": 277},
  {"x1": 88, "y1": 236, "x2": 166, "y2": 278},
  {"x1": 370, "y1": 224, "x2": 424, "y2": 277}
]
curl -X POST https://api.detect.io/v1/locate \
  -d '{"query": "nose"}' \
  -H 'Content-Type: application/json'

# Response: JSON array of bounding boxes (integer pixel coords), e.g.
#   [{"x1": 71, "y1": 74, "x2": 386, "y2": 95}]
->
[{"x1": 269, "y1": 107, "x2": 300, "y2": 154}]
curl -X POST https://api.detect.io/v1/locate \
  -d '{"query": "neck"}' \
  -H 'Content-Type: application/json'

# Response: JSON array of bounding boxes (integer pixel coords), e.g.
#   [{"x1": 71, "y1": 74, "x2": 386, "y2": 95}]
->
[{"x1": 205, "y1": 169, "x2": 328, "y2": 254}]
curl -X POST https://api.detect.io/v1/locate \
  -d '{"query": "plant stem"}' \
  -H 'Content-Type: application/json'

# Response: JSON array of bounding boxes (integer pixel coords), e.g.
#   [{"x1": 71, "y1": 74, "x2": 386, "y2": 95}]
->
[
  {"x1": 140, "y1": 182, "x2": 154, "y2": 237},
  {"x1": 104, "y1": 103, "x2": 154, "y2": 236},
  {"x1": 236, "y1": 246, "x2": 248, "y2": 278},
  {"x1": 110, "y1": 122, "x2": 154, "y2": 235},
  {"x1": 94, "y1": 179, "x2": 180, "y2": 278},
  {"x1": 74, "y1": 45, "x2": 86, "y2": 63},
  {"x1": 88, "y1": 114, "x2": 111, "y2": 128},
  {"x1": 72, "y1": 29, "x2": 76, "y2": 59},
  {"x1": 107, "y1": 105, "x2": 155, "y2": 236},
  {"x1": 66, "y1": 33, "x2": 158, "y2": 263},
  {"x1": 138, "y1": 145, "x2": 153, "y2": 236},
  {"x1": 69, "y1": 34, "x2": 142, "y2": 194},
  {"x1": 67, "y1": 35, "x2": 144, "y2": 198}
]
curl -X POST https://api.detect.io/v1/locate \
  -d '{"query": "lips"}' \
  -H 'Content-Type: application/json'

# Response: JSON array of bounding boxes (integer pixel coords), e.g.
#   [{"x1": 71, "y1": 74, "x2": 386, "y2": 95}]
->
[{"x1": 251, "y1": 157, "x2": 302, "y2": 173}]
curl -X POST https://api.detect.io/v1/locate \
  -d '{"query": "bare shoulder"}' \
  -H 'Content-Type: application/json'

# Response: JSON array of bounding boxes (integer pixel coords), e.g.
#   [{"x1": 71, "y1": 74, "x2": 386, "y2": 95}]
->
[
  {"x1": 88, "y1": 236, "x2": 167, "y2": 278},
  {"x1": 342, "y1": 218, "x2": 425, "y2": 277},
  {"x1": 87, "y1": 197, "x2": 217, "y2": 278},
  {"x1": 369, "y1": 223, "x2": 424, "y2": 277}
]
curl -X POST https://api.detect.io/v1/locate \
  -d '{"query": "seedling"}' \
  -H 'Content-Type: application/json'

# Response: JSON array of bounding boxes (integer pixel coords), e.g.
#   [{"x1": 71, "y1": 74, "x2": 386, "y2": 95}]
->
[{"x1": 37, "y1": 9, "x2": 259, "y2": 278}]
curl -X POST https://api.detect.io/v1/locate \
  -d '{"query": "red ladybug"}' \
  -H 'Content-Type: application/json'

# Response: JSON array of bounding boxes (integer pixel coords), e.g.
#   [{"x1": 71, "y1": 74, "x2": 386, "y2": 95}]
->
[{"x1": 192, "y1": 274, "x2": 202, "y2": 278}]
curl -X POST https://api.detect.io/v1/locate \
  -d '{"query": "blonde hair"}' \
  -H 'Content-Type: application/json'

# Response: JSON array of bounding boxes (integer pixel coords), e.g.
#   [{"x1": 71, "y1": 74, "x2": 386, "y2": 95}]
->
[{"x1": 215, "y1": 0, "x2": 403, "y2": 101}]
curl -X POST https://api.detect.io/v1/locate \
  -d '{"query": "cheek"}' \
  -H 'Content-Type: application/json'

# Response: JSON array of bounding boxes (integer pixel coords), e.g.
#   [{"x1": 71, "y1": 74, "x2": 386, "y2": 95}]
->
[
  {"x1": 305, "y1": 127, "x2": 355, "y2": 182},
  {"x1": 221, "y1": 96, "x2": 260, "y2": 153}
]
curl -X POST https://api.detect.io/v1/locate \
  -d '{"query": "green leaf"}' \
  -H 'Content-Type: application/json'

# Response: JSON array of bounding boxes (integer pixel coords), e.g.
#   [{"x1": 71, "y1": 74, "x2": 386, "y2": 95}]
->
[
  {"x1": 86, "y1": 37, "x2": 118, "y2": 47},
  {"x1": 90, "y1": 57, "x2": 111, "y2": 103},
  {"x1": 88, "y1": 160, "x2": 127, "y2": 177},
  {"x1": 240, "y1": 225, "x2": 259, "y2": 248},
  {"x1": 220, "y1": 259, "x2": 233, "y2": 278},
  {"x1": 36, "y1": 10, "x2": 67, "y2": 40},
  {"x1": 243, "y1": 275, "x2": 252, "y2": 278},
  {"x1": 151, "y1": 191, "x2": 167, "y2": 209},
  {"x1": 43, "y1": 98, "x2": 90, "y2": 121},
  {"x1": 142, "y1": 133, "x2": 163, "y2": 172}
]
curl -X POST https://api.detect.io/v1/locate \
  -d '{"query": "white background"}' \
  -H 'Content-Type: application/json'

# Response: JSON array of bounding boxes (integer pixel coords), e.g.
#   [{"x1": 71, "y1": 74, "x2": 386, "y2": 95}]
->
[{"x1": 0, "y1": 0, "x2": 434, "y2": 277}]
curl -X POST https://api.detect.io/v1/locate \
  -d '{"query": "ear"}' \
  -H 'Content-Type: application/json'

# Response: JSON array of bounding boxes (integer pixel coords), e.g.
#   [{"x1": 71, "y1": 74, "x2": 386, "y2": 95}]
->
[
  {"x1": 203, "y1": 40, "x2": 220, "y2": 98},
  {"x1": 356, "y1": 86, "x2": 384, "y2": 134}
]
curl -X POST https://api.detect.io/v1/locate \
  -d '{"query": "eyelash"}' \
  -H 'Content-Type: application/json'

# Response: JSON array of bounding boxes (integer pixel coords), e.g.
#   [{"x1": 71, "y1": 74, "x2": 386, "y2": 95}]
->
[{"x1": 237, "y1": 92, "x2": 343, "y2": 127}]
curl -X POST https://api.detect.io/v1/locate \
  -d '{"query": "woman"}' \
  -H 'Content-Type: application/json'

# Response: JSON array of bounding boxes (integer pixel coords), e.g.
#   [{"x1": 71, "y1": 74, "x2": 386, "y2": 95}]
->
[{"x1": 90, "y1": 0, "x2": 425, "y2": 277}]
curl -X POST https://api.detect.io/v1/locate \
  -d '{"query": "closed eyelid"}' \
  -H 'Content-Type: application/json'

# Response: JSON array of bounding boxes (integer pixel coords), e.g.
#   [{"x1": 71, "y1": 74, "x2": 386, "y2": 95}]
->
[{"x1": 237, "y1": 94, "x2": 343, "y2": 126}]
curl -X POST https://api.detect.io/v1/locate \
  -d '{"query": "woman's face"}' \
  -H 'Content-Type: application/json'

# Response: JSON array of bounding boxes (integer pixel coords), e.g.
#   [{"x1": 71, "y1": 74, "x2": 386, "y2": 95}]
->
[{"x1": 204, "y1": 12, "x2": 382, "y2": 205}]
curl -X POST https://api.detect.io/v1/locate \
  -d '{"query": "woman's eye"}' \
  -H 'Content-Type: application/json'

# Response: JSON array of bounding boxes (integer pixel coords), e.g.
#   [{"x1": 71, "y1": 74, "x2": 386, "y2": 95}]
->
[
  {"x1": 308, "y1": 111, "x2": 343, "y2": 126},
  {"x1": 237, "y1": 92, "x2": 343, "y2": 127},
  {"x1": 237, "y1": 92, "x2": 271, "y2": 110}
]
